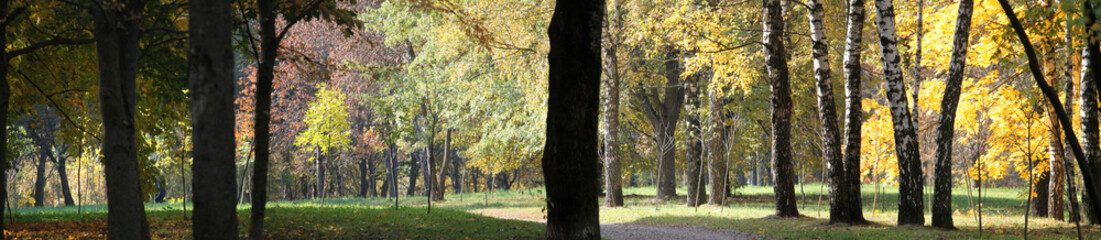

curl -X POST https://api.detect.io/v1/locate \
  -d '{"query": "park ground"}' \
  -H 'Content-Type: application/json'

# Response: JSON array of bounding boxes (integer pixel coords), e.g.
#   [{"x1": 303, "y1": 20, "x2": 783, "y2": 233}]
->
[{"x1": 5, "y1": 183, "x2": 1100, "y2": 239}]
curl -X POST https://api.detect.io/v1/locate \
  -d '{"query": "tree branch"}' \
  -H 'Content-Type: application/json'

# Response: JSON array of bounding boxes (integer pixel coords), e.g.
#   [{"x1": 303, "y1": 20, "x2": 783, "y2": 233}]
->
[{"x1": 7, "y1": 37, "x2": 95, "y2": 59}]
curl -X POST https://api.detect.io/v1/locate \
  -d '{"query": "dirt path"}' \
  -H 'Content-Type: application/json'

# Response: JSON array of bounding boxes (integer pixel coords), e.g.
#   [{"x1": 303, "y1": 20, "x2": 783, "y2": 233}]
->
[
  {"x1": 485, "y1": 215, "x2": 763, "y2": 240},
  {"x1": 599, "y1": 223, "x2": 762, "y2": 240}
]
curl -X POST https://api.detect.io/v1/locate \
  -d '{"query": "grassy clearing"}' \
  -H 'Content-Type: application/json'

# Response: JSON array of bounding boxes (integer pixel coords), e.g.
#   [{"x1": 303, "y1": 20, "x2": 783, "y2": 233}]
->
[{"x1": 6, "y1": 183, "x2": 1098, "y2": 239}]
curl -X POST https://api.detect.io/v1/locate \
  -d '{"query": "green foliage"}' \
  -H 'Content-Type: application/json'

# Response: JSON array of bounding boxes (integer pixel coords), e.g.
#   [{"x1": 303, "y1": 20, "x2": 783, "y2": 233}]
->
[{"x1": 296, "y1": 85, "x2": 352, "y2": 156}]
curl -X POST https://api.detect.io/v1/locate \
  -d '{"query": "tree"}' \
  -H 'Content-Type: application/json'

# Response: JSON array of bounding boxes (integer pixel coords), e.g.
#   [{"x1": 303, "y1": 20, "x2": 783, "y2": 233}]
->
[
  {"x1": 930, "y1": 0, "x2": 974, "y2": 229},
  {"x1": 295, "y1": 85, "x2": 352, "y2": 204},
  {"x1": 706, "y1": 86, "x2": 726, "y2": 205},
  {"x1": 685, "y1": 71, "x2": 706, "y2": 207},
  {"x1": 88, "y1": 0, "x2": 153, "y2": 238},
  {"x1": 189, "y1": 0, "x2": 238, "y2": 238},
  {"x1": 632, "y1": 47, "x2": 685, "y2": 201},
  {"x1": 807, "y1": 0, "x2": 848, "y2": 224},
  {"x1": 543, "y1": 0, "x2": 602, "y2": 238},
  {"x1": 602, "y1": 0, "x2": 623, "y2": 208},
  {"x1": 841, "y1": 0, "x2": 867, "y2": 223},
  {"x1": 248, "y1": 1, "x2": 359, "y2": 237},
  {"x1": 763, "y1": 0, "x2": 797, "y2": 218},
  {"x1": 996, "y1": 0, "x2": 1101, "y2": 225},
  {"x1": 872, "y1": 0, "x2": 924, "y2": 226}
]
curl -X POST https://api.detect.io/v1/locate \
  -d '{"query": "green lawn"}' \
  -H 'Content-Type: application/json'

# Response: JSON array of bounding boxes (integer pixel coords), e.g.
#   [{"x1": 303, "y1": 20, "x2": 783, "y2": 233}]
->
[{"x1": 7, "y1": 183, "x2": 1098, "y2": 239}]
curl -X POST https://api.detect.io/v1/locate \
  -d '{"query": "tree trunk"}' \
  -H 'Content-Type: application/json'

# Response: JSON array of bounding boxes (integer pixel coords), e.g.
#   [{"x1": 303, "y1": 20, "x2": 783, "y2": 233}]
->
[
  {"x1": 543, "y1": 0, "x2": 603, "y2": 238},
  {"x1": 91, "y1": 0, "x2": 152, "y2": 238},
  {"x1": 360, "y1": 157, "x2": 369, "y2": 198},
  {"x1": 433, "y1": 129, "x2": 451, "y2": 201},
  {"x1": 685, "y1": 71, "x2": 705, "y2": 207},
  {"x1": 644, "y1": 46, "x2": 685, "y2": 200},
  {"x1": 1033, "y1": 172, "x2": 1050, "y2": 217},
  {"x1": 1063, "y1": 16, "x2": 1082, "y2": 223},
  {"x1": 931, "y1": 0, "x2": 974, "y2": 229},
  {"x1": 841, "y1": 0, "x2": 867, "y2": 223},
  {"x1": 997, "y1": 0, "x2": 1101, "y2": 225},
  {"x1": 808, "y1": 0, "x2": 848, "y2": 223},
  {"x1": 316, "y1": 150, "x2": 326, "y2": 201},
  {"x1": 34, "y1": 150, "x2": 47, "y2": 207},
  {"x1": 602, "y1": 0, "x2": 623, "y2": 207},
  {"x1": 407, "y1": 152, "x2": 419, "y2": 196},
  {"x1": 1050, "y1": 92, "x2": 1067, "y2": 221},
  {"x1": 764, "y1": 0, "x2": 798, "y2": 218},
  {"x1": 56, "y1": 153, "x2": 74, "y2": 206},
  {"x1": 707, "y1": 90, "x2": 727, "y2": 205},
  {"x1": 872, "y1": 0, "x2": 924, "y2": 226},
  {"x1": 1081, "y1": 36, "x2": 1101, "y2": 225},
  {"x1": 249, "y1": 0, "x2": 277, "y2": 237},
  {"x1": 189, "y1": 0, "x2": 239, "y2": 237}
]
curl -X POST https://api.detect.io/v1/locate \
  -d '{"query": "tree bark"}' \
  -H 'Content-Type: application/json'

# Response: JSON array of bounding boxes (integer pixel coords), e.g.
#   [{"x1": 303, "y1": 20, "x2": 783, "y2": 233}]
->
[
  {"x1": 1033, "y1": 172, "x2": 1050, "y2": 217},
  {"x1": 34, "y1": 148, "x2": 47, "y2": 207},
  {"x1": 1081, "y1": 44, "x2": 1101, "y2": 223},
  {"x1": 55, "y1": 146, "x2": 74, "y2": 206},
  {"x1": 433, "y1": 129, "x2": 451, "y2": 201},
  {"x1": 189, "y1": 0, "x2": 239, "y2": 237},
  {"x1": 707, "y1": 89, "x2": 727, "y2": 205},
  {"x1": 841, "y1": 0, "x2": 867, "y2": 223},
  {"x1": 685, "y1": 71, "x2": 706, "y2": 207},
  {"x1": 930, "y1": 0, "x2": 973, "y2": 229},
  {"x1": 359, "y1": 156, "x2": 369, "y2": 197},
  {"x1": 543, "y1": 0, "x2": 603, "y2": 238},
  {"x1": 407, "y1": 152, "x2": 419, "y2": 196},
  {"x1": 1063, "y1": 16, "x2": 1082, "y2": 223},
  {"x1": 317, "y1": 151, "x2": 326, "y2": 200},
  {"x1": 764, "y1": 0, "x2": 798, "y2": 218},
  {"x1": 250, "y1": 0, "x2": 276, "y2": 237},
  {"x1": 1050, "y1": 87, "x2": 1067, "y2": 221},
  {"x1": 91, "y1": 0, "x2": 152, "y2": 238},
  {"x1": 808, "y1": 0, "x2": 848, "y2": 223},
  {"x1": 872, "y1": 0, "x2": 924, "y2": 226},
  {"x1": 602, "y1": 0, "x2": 623, "y2": 207}
]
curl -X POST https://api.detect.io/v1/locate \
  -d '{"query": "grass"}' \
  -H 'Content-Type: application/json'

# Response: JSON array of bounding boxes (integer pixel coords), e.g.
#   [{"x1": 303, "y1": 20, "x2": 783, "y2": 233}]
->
[{"x1": 5, "y1": 183, "x2": 1098, "y2": 239}]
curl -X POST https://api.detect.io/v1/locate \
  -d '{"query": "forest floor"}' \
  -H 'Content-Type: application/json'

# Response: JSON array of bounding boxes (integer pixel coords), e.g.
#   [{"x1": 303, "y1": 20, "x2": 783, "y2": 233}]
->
[{"x1": 5, "y1": 183, "x2": 1100, "y2": 239}]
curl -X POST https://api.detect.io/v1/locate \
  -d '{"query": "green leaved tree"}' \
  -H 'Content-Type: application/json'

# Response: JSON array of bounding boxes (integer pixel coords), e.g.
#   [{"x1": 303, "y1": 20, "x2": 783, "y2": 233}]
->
[{"x1": 295, "y1": 85, "x2": 351, "y2": 206}]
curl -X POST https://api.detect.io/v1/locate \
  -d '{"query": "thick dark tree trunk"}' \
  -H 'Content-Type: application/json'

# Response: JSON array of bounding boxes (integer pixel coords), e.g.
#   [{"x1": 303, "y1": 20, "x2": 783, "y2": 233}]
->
[
  {"x1": 872, "y1": 0, "x2": 924, "y2": 226},
  {"x1": 34, "y1": 150, "x2": 47, "y2": 207},
  {"x1": 249, "y1": 0, "x2": 276, "y2": 237},
  {"x1": 808, "y1": 0, "x2": 849, "y2": 224},
  {"x1": 841, "y1": 0, "x2": 867, "y2": 222},
  {"x1": 685, "y1": 72, "x2": 706, "y2": 207},
  {"x1": 543, "y1": 0, "x2": 603, "y2": 238},
  {"x1": 601, "y1": 0, "x2": 623, "y2": 207},
  {"x1": 1033, "y1": 173, "x2": 1050, "y2": 217},
  {"x1": 763, "y1": 0, "x2": 798, "y2": 218},
  {"x1": 707, "y1": 91, "x2": 727, "y2": 205},
  {"x1": 91, "y1": 0, "x2": 152, "y2": 238},
  {"x1": 56, "y1": 154, "x2": 74, "y2": 206},
  {"x1": 931, "y1": 0, "x2": 973, "y2": 229},
  {"x1": 189, "y1": 0, "x2": 239, "y2": 237},
  {"x1": 997, "y1": 0, "x2": 1101, "y2": 225},
  {"x1": 360, "y1": 158, "x2": 369, "y2": 197},
  {"x1": 407, "y1": 153, "x2": 419, "y2": 196}
]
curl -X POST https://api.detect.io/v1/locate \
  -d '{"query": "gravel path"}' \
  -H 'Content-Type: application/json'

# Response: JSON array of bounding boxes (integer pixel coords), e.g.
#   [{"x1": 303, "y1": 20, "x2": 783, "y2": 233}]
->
[{"x1": 599, "y1": 223, "x2": 762, "y2": 240}]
